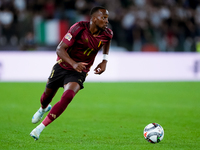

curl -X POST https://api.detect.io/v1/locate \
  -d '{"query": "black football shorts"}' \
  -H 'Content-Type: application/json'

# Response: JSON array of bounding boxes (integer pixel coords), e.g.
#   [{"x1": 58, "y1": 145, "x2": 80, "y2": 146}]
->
[{"x1": 46, "y1": 63, "x2": 87, "y2": 89}]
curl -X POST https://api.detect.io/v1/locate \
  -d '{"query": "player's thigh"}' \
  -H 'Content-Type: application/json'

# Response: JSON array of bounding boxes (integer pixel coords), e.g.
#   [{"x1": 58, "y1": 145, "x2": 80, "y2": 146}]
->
[{"x1": 64, "y1": 82, "x2": 80, "y2": 94}]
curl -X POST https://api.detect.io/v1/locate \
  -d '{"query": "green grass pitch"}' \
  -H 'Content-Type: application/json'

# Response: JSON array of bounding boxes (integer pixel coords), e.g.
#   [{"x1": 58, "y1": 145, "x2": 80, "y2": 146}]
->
[{"x1": 0, "y1": 82, "x2": 199, "y2": 150}]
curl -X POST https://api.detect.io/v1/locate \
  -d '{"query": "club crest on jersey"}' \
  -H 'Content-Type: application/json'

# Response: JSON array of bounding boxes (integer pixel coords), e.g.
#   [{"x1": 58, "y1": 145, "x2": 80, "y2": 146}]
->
[
  {"x1": 84, "y1": 38, "x2": 88, "y2": 43},
  {"x1": 65, "y1": 33, "x2": 72, "y2": 41}
]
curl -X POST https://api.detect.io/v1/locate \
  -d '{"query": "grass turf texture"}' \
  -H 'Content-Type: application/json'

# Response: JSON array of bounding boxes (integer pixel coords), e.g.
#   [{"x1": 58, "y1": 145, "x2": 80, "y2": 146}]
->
[{"x1": 0, "y1": 82, "x2": 199, "y2": 150}]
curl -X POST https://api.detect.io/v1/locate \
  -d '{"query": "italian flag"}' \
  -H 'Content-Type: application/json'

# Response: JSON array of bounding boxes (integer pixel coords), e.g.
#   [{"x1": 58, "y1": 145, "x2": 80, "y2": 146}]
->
[{"x1": 34, "y1": 19, "x2": 69, "y2": 45}]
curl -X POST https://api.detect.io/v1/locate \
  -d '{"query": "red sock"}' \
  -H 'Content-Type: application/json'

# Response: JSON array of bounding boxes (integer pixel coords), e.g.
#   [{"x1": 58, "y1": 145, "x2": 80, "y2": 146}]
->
[
  {"x1": 40, "y1": 92, "x2": 53, "y2": 109},
  {"x1": 43, "y1": 90, "x2": 75, "y2": 126},
  {"x1": 42, "y1": 116, "x2": 52, "y2": 126}
]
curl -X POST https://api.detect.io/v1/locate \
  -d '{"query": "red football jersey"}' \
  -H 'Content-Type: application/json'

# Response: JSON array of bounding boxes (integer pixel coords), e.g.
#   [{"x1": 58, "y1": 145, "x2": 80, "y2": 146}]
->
[{"x1": 57, "y1": 21, "x2": 113, "y2": 73}]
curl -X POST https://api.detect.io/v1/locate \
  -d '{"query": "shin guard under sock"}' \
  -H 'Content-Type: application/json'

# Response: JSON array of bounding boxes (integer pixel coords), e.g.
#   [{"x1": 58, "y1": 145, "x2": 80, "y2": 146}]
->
[{"x1": 44, "y1": 90, "x2": 75, "y2": 126}]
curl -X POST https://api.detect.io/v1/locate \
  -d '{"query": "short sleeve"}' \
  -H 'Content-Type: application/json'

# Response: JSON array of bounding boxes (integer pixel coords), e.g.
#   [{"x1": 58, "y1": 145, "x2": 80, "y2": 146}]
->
[{"x1": 62, "y1": 22, "x2": 84, "y2": 47}]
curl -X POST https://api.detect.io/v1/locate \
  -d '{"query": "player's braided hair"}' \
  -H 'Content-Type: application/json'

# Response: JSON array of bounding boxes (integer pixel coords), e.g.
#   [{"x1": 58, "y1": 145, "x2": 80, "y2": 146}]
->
[{"x1": 90, "y1": 6, "x2": 106, "y2": 16}]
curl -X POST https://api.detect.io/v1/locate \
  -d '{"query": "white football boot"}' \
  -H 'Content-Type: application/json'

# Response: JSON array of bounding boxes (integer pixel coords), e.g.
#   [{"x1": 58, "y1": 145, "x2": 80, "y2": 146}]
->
[
  {"x1": 30, "y1": 127, "x2": 41, "y2": 140},
  {"x1": 32, "y1": 104, "x2": 52, "y2": 124}
]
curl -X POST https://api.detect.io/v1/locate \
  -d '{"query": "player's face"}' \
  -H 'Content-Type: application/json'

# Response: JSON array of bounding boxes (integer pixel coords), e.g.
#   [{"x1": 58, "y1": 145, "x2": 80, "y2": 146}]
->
[{"x1": 95, "y1": 9, "x2": 109, "y2": 30}]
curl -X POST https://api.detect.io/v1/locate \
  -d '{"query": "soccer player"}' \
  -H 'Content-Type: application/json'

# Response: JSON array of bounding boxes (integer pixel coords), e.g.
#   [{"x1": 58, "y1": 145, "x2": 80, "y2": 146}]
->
[{"x1": 30, "y1": 6, "x2": 113, "y2": 140}]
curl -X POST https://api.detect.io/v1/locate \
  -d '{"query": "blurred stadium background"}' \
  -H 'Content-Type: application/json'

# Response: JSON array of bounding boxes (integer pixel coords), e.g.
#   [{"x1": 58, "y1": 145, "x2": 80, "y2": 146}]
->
[
  {"x1": 1, "y1": 0, "x2": 200, "y2": 52},
  {"x1": 0, "y1": 0, "x2": 200, "y2": 82}
]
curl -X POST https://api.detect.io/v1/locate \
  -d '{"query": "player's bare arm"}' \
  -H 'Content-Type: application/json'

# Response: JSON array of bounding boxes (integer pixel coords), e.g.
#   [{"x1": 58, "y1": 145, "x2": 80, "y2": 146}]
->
[
  {"x1": 56, "y1": 41, "x2": 88, "y2": 73},
  {"x1": 94, "y1": 40, "x2": 111, "y2": 74}
]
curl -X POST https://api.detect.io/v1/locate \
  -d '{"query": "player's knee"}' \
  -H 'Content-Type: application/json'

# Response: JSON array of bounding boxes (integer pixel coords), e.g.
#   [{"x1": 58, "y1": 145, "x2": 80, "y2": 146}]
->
[
  {"x1": 58, "y1": 90, "x2": 75, "y2": 111},
  {"x1": 61, "y1": 89, "x2": 75, "y2": 102}
]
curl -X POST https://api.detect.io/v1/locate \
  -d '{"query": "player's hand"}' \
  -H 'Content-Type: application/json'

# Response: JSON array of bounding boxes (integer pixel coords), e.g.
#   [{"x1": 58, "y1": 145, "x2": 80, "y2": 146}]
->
[
  {"x1": 94, "y1": 60, "x2": 107, "y2": 75},
  {"x1": 73, "y1": 62, "x2": 88, "y2": 73}
]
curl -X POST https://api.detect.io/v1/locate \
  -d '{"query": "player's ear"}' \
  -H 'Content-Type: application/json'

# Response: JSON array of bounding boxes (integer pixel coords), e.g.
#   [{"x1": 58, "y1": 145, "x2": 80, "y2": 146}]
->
[{"x1": 93, "y1": 16, "x2": 97, "y2": 22}]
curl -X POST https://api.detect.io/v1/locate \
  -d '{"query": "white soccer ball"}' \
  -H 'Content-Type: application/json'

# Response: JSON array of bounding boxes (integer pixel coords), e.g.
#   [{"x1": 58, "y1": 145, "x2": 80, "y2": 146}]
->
[{"x1": 143, "y1": 123, "x2": 164, "y2": 143}]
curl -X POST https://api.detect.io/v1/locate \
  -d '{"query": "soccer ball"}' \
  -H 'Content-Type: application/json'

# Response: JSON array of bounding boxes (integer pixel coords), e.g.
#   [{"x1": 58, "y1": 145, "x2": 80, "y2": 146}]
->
[{"x1": 143, "y1": 123, "x2": 164, "y2": 143}]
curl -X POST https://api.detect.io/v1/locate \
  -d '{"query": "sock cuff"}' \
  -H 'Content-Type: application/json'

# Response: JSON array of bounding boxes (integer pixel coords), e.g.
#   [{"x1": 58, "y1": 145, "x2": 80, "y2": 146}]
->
[
  {"x1": 42, "y1": 116, "x2": 52, "y2": 127},
  {"x1": 37, "y1": 122, "x2": 46, "y2": 131}
]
